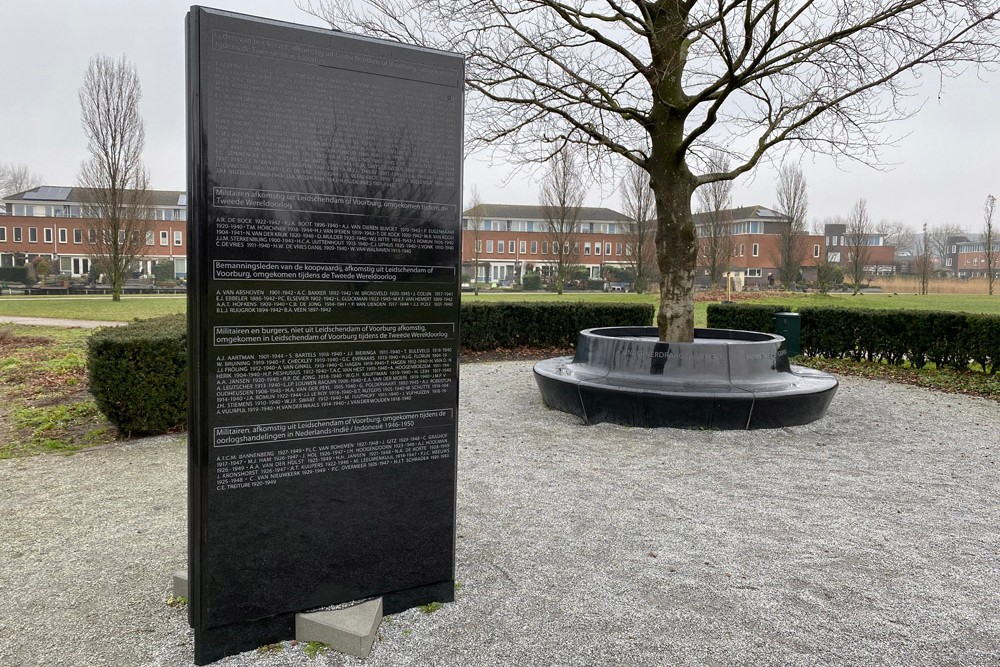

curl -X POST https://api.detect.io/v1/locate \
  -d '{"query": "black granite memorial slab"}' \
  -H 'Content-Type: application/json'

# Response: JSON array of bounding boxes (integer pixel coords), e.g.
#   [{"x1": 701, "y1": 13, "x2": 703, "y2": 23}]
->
[{"x1": 186, "y1": 7, "x2": 463, "y2": 663}]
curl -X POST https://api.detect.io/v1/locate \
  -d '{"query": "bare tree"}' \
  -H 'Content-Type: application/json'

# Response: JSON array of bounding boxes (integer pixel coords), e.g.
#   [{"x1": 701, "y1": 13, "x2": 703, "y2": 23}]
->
[
  {"x1": 299, "y1": 1, "x2": 1000, "y2": 340},
  {"x1": 773, "y1": 163, "x2": 809, "y2": 289},
  {"x1": 844, "y1": 199, "x2": 874, "y2": 295},
  {"x1": 0, "y1": 163, "x2": 43, "y2": 198},
  {"x1": 465, "y1": 186, "x2": 486, "y2": 295},
  {"x1": 620, "y1": 161, "x2": 657, "y2": 293},
  {"x1": 985, "y1": 194, "x2": 997, "y2": 295},
  {"x1": 876, "y1": 220, "x2": 916, "y2": 257},
  {"x1": 926, "y1": 223, "x2": 965, "y2": 273},
  {"x1": 694, "y1": 150, "x2": 734, "y2": 289},
  {"x1": 77, "y1": 55, "x2": 152, "y2": 301},
  {"x1": 916, "y1": 222, "x2": 933, "y2": 295},
  {"x1": 539, "y1": 146, "x2": 584, "y2": 295}
]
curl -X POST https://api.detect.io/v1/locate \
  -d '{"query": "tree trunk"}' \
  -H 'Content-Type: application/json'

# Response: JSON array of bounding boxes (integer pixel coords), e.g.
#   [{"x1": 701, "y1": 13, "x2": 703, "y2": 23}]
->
[{"x1": 651, "y1": 172, "x2": 697, "y2": 342}]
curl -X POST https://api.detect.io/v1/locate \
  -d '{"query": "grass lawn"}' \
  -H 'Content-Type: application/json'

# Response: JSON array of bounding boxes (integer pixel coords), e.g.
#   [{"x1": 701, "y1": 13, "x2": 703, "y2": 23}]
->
[
  {"x1": 1, "y1": 291, "x2": 996, "y2": 325},
  {"x1": 748, "y1": 292, "x2": 1000, "y2": 316},
  {"x1": 0, "y1": 295, "x2": 186, "y2": 321},
  {"x1": 0, "y1": 325, "x2": 116, "y2": 458}
]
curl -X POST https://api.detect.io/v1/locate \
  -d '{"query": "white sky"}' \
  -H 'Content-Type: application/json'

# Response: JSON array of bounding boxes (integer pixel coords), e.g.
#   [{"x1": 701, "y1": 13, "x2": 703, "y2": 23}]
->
[{"x1": 1, "y1": 1, "x2": 997, "y2": 233}]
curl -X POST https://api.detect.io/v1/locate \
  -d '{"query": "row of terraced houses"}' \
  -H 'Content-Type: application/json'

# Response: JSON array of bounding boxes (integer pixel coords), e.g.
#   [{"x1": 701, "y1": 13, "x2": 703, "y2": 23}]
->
[{"x1": 3, "y1": 185, "x2": 996, "y2": 286}]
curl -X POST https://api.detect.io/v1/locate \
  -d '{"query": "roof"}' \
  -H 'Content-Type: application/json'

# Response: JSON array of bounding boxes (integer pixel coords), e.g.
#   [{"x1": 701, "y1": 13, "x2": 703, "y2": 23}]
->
[
  {"x1": 691, "y1": 205, "x2": 786, "y2": 225},
  {"x1": 3, "y1": 186, "x2": 186, "y2": 208},
  {"x1": 463, "y1": 203, "x2": 627, "y2": 222}
]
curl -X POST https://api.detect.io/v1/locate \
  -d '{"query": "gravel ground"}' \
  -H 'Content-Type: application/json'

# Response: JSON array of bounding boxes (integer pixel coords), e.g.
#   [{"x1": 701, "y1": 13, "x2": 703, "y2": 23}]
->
[{"x1": 1, "y1": 361, "x2": 998, "y2": 667}]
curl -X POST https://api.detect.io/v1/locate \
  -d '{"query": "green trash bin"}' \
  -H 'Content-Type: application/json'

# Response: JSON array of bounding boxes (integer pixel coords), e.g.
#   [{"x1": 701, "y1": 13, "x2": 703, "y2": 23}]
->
[{"x1": 772, "y1": 312, "x2": 800, "y2": 356}]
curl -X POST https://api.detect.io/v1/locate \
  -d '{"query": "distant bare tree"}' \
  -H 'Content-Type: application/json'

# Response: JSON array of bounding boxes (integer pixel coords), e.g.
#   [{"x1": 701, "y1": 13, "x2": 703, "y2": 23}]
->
[
  {"x1": 77, "y1": 55, "x2": 152, "y2": 301},
  {"x1": 985, "y1": 194, "x2": 997, "y2": 295},
  {"x1": 925, "y1": 224, "x2": 965, "y2": 271},
  {"x1": 773, "y1": 163, "x2": 809, "y2": 289},
  {"x1": 916, "y1": 222, "x2": 933, "y2": 295},
  {"x1": 466, "y1": 186, "x2": 486, "y2": 295},
  {"x1": 695, "y1": 151, "x2": 734, "y2": 289},
  {"x1": 844, "y1": 199, "x2": 874, "y2": 295},
  {"x1": 620, "y1": 161, "x2": 656, "y2": 293},
  {"x1": 539, "y1": 147, "x2": 584, "y2": 295},
  {"x1": 0, "y1": 163, "x2": 43, "y2": 198},
  {"x1": 876, "y1": 220, "x2": 916, "y2": 256}
]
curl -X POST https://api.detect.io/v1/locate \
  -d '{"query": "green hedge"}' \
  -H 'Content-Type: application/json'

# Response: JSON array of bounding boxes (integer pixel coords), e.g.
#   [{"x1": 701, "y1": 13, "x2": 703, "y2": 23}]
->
[
  {"x1": 707, "y1": 302, "x2": 1000, "y2": 373},
  {"x1": 0, "y1": 266, "x2": 30, "y2": 284},
  {"x1": 87, "y1": 314, "x2": 188, "y2": 435},
  {"x1": 86, "y1": 303, "x2": 654, "y2": 434},
  {"x1": 461, "y1": 302, "x2": 654, "y2": 350},
  {"x1": 706, "y1": 302, "x2": 790, "y2": 334}
]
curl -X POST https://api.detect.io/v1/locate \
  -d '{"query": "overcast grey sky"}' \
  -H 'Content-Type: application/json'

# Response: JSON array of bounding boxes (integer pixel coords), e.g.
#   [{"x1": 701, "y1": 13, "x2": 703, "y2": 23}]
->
[{"x1": 1, "y1": 1, "x2": 997, "y2": 232}]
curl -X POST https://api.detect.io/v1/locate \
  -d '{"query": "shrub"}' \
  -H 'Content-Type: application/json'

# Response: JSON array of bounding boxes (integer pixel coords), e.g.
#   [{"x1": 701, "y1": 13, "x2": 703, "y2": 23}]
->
[
  {"x1": 711, "y1": 302, "x2": 1000, "y2": 373},
  {"x1": 0, "y1": 266, "x2": 30, "y2": 284},
  {"x1": 86, "y1": 304, "x2": 654, "y2": 434},
  {"x1": 522, "y1": 272, "x2": 542, "y2": 290},
  {"x1": 153, "y1": 260, "x2": 175, "y2": 282},
  {"x1": 87, "y1": 314, "x2": 187, "y2": 435},
  {"x1": 706, "y1": 302, "x2": 790, "y2": 333},
  {"x1": 461, "y1": 302, "x2": 654, "y2": 350}
]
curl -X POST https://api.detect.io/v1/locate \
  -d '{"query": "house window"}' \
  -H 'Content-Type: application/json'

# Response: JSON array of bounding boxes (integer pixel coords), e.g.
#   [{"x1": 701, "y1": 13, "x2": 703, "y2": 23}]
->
[
  {"x1": 44, "y1": 228, "x2": 53, "y2": 243},
  {"x1": 946, "y1": 258, "x2": 953, "y2": 267},
  {"x1": 519, "y1": 240, "x2": 526, "y2": 254},
  {"x1": 594, "y1": 243, "x2": 601, "y2": 256},
  {"x1": 813, "y1": 244, "x2": 820, "y2": 258},
  {"x1": 498, "y1": 240, "x2": 505, "y2": 254},
  {"x1": 475, "y1": 239, "x2": 482, "y2": 253},
  {"x1": 0, "y1": 228, "x2": 5, "y2": 242},
  {"x1": 13, "y1": 228, "x2": 22, "y2": 242},
  {"x1": 584, "y1": 243, "x2": 591, "y2": 256},
  {"x1": 564, "y1": 242, "x2": 571, "y2": 254},
  {"x1": 616, "y1": 243, "x2": 622, "y2": 255},
  {"x1": 542, "y1": 241, "x2": 549, "y2": 254},
  {"x1": 160, "y1": 231, "x2": 169, "y2": 246},
  {"x1": 146, "y1": 231, "x2": 155, "y2": 246},
  {"x1": 28, "y1": 228, "x2": 38, "y2": 243},
  {"x1": 951, "y1": 245, "x2": 957, "y2": 253},
  {"x1": 746, "y1": 268, "x2": 762, "y2": 278},
  {"x1": 486, "y1": 240, "x2": 494, "y2": 253},
  {"x1": 752, "y1": 243, "x2": 759, "y2": 257},
  {"x1": 739, "y1": 243, "x2": 745, "y2": 256},
  {"x1": 605, "y1": 243, "x2": 612, "y2": 255},
  {"x1": 573, "y1": 242, "x2": 579, "y2": 254},
  {"x1": 88, "y1": 229, "x2": 97, "y2": 243},
  {"x1": 174, "y1": 231, "x2": 182, "y2": 246},
  {"x1": 59, "y1": 229, "x2": 68, "y2": 244},
  {"x1": 530, "y1": 241, "x2": 537, "y2": 254}
]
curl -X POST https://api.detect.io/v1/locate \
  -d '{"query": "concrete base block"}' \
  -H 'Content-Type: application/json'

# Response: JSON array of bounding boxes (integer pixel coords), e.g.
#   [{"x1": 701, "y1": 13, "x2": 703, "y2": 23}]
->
[
  {"x1": 172, "y1": 569, "x2": 189, "y2": 599},
  {"x1": 296, "y1": 598, "x2": 383, "y2": 659}
]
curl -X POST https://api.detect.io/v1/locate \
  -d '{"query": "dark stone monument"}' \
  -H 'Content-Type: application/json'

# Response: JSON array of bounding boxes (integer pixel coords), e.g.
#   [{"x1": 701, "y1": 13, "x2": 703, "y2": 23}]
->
[
  {"x1": 534, "y1": 327, "x2": 838, "y2": 429},
  {"x1": 186, "y1": 8, "x2": 463, "y2": 664}
]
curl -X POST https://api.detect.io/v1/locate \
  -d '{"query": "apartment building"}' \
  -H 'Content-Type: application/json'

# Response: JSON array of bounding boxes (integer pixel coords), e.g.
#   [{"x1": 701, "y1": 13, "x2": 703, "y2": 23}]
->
[
  {"x1": 0, "y1": 186, "x2": 188, "y2": 278},
  {"x1": 461, "y1": 203, "x2": 634, "y2": 283}
]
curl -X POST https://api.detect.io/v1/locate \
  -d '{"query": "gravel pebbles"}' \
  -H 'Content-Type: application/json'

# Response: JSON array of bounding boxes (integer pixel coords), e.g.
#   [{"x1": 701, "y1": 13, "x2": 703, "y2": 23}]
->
[{"x1": 1, "y1": 361, "x2": 998, "y2": 667}]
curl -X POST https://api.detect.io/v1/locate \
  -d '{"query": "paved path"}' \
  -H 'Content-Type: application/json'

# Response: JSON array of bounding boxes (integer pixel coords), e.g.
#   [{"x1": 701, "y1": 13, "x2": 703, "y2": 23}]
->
[{"x1": 0, "y1": 316, "x2": 127, "y2": 328}]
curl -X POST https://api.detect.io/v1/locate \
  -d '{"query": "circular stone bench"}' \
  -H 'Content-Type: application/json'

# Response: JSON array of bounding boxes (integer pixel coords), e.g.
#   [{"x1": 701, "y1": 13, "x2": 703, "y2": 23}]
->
[{"x1": 533, "y1": 327, "x2": 838, "y2": 430}]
